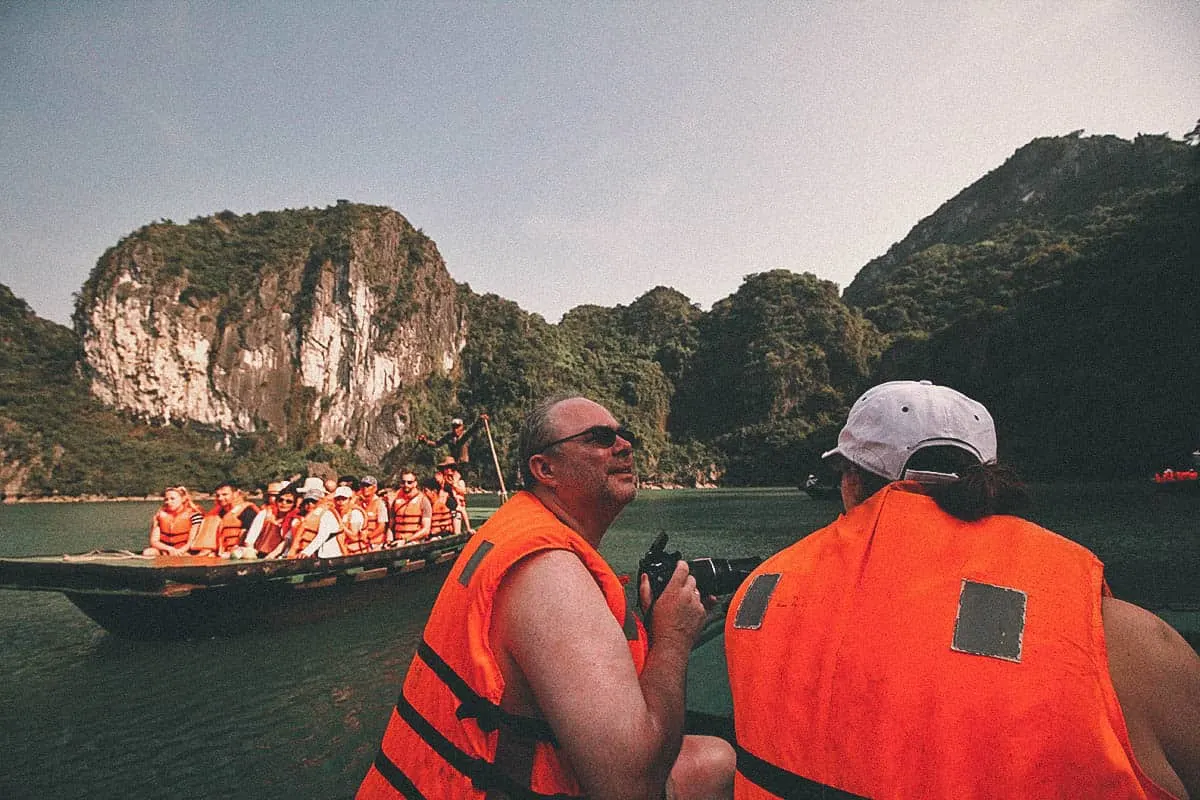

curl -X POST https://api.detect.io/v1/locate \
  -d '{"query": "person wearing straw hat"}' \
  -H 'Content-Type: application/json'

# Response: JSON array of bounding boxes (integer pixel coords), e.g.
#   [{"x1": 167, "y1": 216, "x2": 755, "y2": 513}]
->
[
  {"x1": 435, "y1": 456, "x2": 473, "y2": 534},
  {"x1": 725, "y1": 380, "x2": 1199, "y2": 799}
]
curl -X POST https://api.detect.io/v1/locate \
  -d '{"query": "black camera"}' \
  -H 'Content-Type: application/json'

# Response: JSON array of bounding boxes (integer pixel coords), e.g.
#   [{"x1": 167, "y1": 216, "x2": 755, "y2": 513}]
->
[{"x1": 637, "y1": 532, "x2": 761, "y2": 602}]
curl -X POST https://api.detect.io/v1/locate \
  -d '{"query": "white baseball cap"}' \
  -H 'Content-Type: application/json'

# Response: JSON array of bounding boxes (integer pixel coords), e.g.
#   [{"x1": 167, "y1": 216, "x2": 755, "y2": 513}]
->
[
  {"x1": 822, "y1": 380, "x2": 997, "y2": 482},
  {"x1": 332, "y1": 486, "x2": 354, "y2": 500}
]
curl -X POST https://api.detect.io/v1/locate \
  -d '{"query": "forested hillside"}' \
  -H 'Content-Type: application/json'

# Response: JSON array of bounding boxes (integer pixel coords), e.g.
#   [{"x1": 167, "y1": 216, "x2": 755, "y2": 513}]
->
[
  {"x1": 875, "y1": 179, "x2": 1200, "y2": 477},
  {"x1": 1, "y1": 130, "x2": 1196, "y2": 497}
]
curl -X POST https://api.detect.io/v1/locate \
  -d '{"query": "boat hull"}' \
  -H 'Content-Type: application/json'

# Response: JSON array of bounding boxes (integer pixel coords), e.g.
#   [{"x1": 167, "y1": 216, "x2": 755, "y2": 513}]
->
[{"x1": 0, "y1": 535, "x2": 468, "y2": 640}]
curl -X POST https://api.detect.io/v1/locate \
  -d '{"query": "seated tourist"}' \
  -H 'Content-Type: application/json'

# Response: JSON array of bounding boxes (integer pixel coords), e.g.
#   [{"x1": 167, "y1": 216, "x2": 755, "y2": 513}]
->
[
  {"x1": 245, "y1": 481, "x2": 289, "y2": 558},
  {"x1": 143, "y1": 485, "x2": 204, "y2": 557},
  {"x1": 287, "y1": 489, "x2": 325, "y2": 558},
  {"x1": 299, "y1": 486, "x2": 365, "y2": 558},
  {"x1": 389, "y1": 470, "x2": 431, "y2": 545},
  {"x1": 264, "y1": 484, "x2": 302, "y2": 559},
  {"x1": 435, "y1": 457, "x2": 472, "y2": 534},
  {"x1": 357, "y1": 475, "x2": 390, "y2": 549},
  {"x1": 417, "y1": 477, "x2": 454, "y2": 539}
]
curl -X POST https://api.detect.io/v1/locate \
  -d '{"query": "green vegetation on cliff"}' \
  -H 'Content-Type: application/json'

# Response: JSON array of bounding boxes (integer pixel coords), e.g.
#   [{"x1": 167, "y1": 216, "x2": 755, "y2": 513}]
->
[{"x1": 3, "y1": 131, "x2": 1196, "y2": 497}]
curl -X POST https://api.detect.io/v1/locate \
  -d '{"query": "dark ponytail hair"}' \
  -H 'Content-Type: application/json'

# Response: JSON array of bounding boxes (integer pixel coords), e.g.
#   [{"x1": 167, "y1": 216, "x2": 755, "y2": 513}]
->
[
  {"x1": 926, "y1": 462, "x2": 1028, "y2": 521},
  {"x1": 905, "y1": 446, "x2": 1028, "y2": 521}
]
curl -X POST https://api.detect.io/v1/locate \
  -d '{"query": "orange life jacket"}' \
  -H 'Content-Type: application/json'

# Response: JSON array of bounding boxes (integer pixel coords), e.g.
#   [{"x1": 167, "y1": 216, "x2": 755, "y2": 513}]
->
[
  {"x1": 191, "y1": 511, "x2": 220, "y2": 553},
  {"x1": 338, "y1": 508, "x2": 371, "y2": 556},
  {"x1": 254, "y1": 512, "x2": 284, "y2": 556},
  {"x1": 292, "y1": 507, "x2": 326, "y2": 556},
  {"x1": 154, "y1": 508, "x2": 195, "y2": 549},
  {"x1": 725, "y1": 482, "x2": 1177, "y2": 800},
  {"x1": 277, "y1": 510, "x2": 302, "y2": 552},
  {"x1": 357, "y1": 490, "x2": 648, "y2": 799},
  {"x1": 217, "y1": 501, "x2": 256, "y2": 553},
  {"x1": 390, "y1": 493, "x2": 426, "y2": 539},
  {"x1": 429, "y1": 498, "x2": 453, "y2": 535},
  {"x1": 360, "y1": 495, "x2": 389, "y2": 548}
]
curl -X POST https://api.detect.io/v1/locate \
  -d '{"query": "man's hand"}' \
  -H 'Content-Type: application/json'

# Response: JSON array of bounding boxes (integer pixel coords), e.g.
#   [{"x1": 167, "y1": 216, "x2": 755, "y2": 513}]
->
[{"x1": 639, "y1": 560, "x2": 708, "y2": 648}]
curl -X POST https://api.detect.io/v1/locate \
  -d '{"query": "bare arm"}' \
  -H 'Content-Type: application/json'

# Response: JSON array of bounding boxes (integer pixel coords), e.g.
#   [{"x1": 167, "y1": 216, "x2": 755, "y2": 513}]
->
[
  {"x1": 405, "y1": 497, "x2": 433, "y2": 543},
  {"x1": 493, "y1": 551, "x2": 705, "y2": 799},
  {"x1": 147, "y1": 516, "x2": 166, "y2": 553},
  {"x1": 1104, "y1": 595, "x2": 1200, "y2": 799}
]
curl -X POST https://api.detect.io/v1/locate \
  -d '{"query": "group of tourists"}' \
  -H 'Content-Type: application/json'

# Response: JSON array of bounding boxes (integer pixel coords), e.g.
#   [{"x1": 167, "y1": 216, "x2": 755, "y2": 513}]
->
[
  {"x1": 143, "y1": 458, "x2": 476, "y2": 561},
  {"x1": 355, "y1": 386, "x2": 1199, "y2": 800}
]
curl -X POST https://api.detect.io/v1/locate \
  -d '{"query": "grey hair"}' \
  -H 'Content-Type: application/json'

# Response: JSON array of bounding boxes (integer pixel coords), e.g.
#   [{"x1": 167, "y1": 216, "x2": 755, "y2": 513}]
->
[{"x1": 518, "y1": 392, "x2": 583, "y2": 487}]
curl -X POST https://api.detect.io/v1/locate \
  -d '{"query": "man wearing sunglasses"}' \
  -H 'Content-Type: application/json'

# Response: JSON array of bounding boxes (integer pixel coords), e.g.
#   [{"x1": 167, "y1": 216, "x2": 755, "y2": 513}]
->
[{"x1": 360, "y1": 394, "x2": 734, "y2": 799}]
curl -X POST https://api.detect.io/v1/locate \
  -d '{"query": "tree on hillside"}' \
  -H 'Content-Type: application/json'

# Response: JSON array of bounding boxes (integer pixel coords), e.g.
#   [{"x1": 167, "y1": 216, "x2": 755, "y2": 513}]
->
[{"x1": 672, "y1": 270, "x2": 883, "y2": 483}]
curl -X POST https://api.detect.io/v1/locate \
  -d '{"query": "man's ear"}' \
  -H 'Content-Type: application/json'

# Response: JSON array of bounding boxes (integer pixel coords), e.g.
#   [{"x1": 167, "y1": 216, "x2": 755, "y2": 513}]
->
[{"x1": 528, "y1": 454, "x2": 555, "y2": 486}]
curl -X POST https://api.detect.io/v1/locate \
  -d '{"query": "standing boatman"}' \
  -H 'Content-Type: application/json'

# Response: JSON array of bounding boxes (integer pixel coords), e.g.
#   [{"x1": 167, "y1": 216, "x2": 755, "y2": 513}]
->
[{"x1": 417, "y1": 414, "x2": 488, "y2": 470}]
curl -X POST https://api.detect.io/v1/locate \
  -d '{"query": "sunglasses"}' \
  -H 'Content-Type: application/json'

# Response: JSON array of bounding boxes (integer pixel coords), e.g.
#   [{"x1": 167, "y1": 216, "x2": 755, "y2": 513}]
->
[
  {"x1": 537, "y1": 425, "x2": 639, "y2": 454},
  {"x1": 277, "y1": 497, "x2": 296, "y2": 505}
]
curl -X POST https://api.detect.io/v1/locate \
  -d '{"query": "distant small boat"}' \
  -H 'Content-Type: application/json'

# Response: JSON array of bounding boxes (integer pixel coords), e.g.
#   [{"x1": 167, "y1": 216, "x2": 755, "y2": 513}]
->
[
  {"x1": 0, "y1": 534, "x2": 469, "y2": 640},
  {"x1": 1152, "y1": 468, "x2": 1199, "y2": 492},
  {"x1": 799, "y1": 474, "x2": 840, "y2": 501}
]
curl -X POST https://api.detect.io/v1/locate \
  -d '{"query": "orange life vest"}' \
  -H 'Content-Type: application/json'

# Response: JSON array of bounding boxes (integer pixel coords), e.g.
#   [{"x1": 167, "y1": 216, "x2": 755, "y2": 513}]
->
[
  {"x1": 292, "y1": 507, "x2": 326, "y2": 556},
  {"x1": 725, "y1": 482, "x2": 1177, "y2": 800},
  {"x1": 217, "y1": 501, "x2": 256, "y2": 553},
  {"x1": 154, "y1": 508, "x2": 195, "y2": 549},
  {"x1": 338, "y1": 508, "x2": 371, "y2": 556},
  {"x1": 357, "y1": 490, "x2": 648, "y2": 799},
  {"x1": 361, "y1": 495, "x2": 389, "y2": 548},
  {"x1": 191, "y1": 511, "x2": 220, "y2": 553},
  {"x1": 254, "y1": 512, "x2": 284, "y2": 556},
  {"x1": 390, "y1": 493, "x2": 426, "y2": 539},
  {"x1": 429, "y1": 498, "x2": 453, "y2": 535}
]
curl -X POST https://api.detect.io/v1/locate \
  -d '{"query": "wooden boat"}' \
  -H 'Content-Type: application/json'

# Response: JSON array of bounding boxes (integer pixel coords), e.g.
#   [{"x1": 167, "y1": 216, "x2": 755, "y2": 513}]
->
[{"x1": 0, "y1": 534, "x2": 469, "y2": 640}]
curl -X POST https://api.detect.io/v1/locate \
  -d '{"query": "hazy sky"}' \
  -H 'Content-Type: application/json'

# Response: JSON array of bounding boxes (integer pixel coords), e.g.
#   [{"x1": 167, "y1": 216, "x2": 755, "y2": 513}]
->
[{"x1": 2, "y1": 2, "x2": 1197, "y2": 327}]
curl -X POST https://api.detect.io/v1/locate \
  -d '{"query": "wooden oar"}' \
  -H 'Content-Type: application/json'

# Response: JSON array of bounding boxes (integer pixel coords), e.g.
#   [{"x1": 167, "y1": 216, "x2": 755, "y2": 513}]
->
[{"x1": 482, "y1": 415, "x2": 508, "y2": 502}]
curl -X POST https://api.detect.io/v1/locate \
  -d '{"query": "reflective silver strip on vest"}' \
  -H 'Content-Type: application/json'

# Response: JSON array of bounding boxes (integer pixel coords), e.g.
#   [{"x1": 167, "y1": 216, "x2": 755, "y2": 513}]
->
[
  {"x1": 733, "y1": 573, "x2": 781, "y2": 630},
  {"x1": 951, "y1": 579, "x2": 1026, "y2": 663},
  {"x1": 458, "y1": 540, "x2": 494, "y2": 586}
]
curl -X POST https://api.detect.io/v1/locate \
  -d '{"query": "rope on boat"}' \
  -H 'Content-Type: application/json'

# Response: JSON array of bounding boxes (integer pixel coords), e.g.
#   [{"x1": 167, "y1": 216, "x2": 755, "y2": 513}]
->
[{"x1": 62, "y1": 549, "x2": 155, "y2": 562}]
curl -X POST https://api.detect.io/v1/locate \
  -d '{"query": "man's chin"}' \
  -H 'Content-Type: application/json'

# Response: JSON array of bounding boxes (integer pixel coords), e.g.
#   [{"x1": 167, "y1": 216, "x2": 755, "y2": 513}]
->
[{"x1": 608, "y1": 473, "x2": 637, "y2": 501}]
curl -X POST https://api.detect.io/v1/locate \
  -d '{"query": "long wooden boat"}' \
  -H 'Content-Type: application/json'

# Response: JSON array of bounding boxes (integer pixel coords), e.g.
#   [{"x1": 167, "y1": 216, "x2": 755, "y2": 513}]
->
[{"x1": 0, "y1": 533, "x2": 469, "y2": 640}]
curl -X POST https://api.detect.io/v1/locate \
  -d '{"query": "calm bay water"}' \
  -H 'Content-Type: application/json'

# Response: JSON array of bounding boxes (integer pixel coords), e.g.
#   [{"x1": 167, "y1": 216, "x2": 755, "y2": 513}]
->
[{"x1": 0, "y1": 485, "x2": 1196, "y2": 799}]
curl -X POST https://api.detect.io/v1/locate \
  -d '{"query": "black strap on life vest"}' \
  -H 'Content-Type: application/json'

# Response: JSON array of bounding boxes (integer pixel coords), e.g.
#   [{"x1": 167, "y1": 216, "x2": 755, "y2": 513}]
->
[
  {"x1": 736, "y1": 743, "x2": 868, "y2": 799},
  {"x1": 371, "y1": 747, "x2": 428, "y2": 799},
  {"x1": 416, "y1": 639, "x2": 559, "y2": 745},
  {"x1": 385, "y1": 695, "x2": 579, "y2": 800}
]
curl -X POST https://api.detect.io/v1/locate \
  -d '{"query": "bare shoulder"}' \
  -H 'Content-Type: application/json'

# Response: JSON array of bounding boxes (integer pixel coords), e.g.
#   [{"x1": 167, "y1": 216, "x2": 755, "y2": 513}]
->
[
  {"x1": 1103, "y1": 596, "x2": 1200, "y2": 798},
  {"x1": 1104, "y1": 596, "x2": 1199, "y2": 672},
  {"x1": 494, "y1": 549, "x2": 625, "y2": 644},
  {"x1": 491, "y1": 547, "x2": 639, "y2": 705}
]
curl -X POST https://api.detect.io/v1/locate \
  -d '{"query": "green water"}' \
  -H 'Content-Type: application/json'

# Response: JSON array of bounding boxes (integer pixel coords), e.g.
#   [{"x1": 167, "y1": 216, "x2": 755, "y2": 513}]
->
[{"x1": 0, "y1": 485, "x2": 1195, "y2": 799}]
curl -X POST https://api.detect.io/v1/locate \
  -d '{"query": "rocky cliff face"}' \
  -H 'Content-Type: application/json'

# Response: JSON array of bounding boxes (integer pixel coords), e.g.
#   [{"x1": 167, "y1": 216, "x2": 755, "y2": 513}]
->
[{"x1": 75, "y1": 203, "x2": 467, "y2": 460}]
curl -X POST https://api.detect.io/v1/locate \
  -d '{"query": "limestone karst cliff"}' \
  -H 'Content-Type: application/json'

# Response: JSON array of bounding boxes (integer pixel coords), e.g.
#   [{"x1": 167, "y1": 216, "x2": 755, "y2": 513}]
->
[{"x1": 74, "y1": 203, "x2": 467, "y2": 461}]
